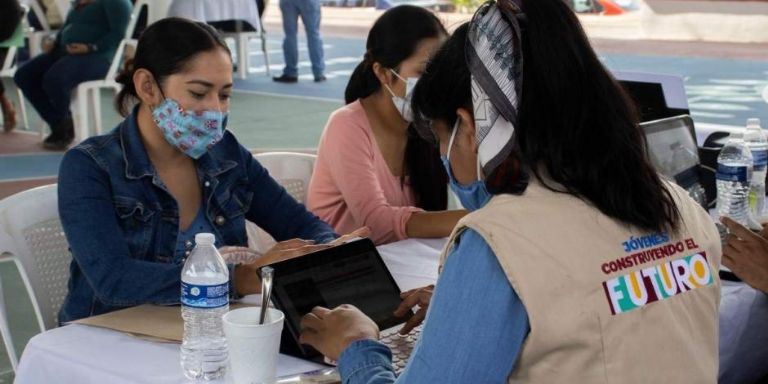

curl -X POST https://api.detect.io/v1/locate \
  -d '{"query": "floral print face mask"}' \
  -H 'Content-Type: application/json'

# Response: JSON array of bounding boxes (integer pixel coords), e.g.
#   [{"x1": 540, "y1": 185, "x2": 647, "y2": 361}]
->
[{"x1": 151, "y1": 98, "x2": 227, "y2": 159}]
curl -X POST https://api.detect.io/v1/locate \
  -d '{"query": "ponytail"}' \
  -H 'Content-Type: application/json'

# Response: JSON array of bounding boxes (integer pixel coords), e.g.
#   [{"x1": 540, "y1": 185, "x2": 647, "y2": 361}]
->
[
  {"x1": 114, "y1": 58, "x2": 137, "y2": 117},
  {"x1": 344, "y1": 54, "x2": 380, "y2": 104}
]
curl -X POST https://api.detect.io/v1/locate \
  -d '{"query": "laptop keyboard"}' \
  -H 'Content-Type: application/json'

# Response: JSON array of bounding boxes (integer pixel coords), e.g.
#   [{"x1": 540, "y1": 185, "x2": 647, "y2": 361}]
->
[
  {"x1": 379, "y1": 324, "x2": 423, "y2": 374},
  {"x1": 323, "y1": 324, "x2": 423, "y2": 375}
]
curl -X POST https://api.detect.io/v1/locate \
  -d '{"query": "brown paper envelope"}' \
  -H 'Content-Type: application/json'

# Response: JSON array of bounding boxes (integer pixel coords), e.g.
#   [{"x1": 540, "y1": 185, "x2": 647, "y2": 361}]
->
[{"x1": 74, "y1": 302, "x2": 255, "y2": 343}]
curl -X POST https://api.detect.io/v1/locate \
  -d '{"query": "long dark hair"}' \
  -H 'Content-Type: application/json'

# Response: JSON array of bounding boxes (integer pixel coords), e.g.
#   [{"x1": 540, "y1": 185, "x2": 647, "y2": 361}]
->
[
  {"x1": 345, "y1": 5, "x2": 448, "y2": 211},
  {"x1": 115, "y1": 18, "x2": 231, "y2": 116},
  {"x1": 412, "y1": 0, "x2": 680, "y2": 232}
]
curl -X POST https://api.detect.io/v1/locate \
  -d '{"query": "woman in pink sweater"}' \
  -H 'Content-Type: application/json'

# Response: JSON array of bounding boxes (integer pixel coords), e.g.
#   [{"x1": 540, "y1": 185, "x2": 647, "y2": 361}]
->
[{"x1": 307, "y1": 6, "x2": 466, "y2": 245}]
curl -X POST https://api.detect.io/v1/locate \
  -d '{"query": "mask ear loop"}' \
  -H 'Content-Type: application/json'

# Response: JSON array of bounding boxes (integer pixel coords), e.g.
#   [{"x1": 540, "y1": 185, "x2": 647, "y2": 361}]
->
[
  {"x1": 385, "y1": 68, "x2": 407, "y2": 99},
  {"x1": 446, "y1": 119, "x2": 460, "y2": 162},
  {"x1": 476, "y1": 152, "x2": 483, "y2": 182},
  {"x1": 389, "y1": 68, "x2": 406, "y2": 83}
]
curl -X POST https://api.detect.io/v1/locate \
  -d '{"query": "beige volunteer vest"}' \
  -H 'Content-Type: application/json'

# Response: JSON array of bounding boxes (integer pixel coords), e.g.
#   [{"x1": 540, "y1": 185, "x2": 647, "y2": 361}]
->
[{"x1": 441, "y1": 179, "x2": 721, "y2": 383}]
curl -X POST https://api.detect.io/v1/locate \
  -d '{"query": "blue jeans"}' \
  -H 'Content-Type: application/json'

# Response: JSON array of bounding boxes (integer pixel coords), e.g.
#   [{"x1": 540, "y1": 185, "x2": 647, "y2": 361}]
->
[
  {"x1": 14, "y1": 52, "x2": 109, "y2": 131},
  {"x1": 279, "y1": 0, "x2": 325, "y2": 77}
]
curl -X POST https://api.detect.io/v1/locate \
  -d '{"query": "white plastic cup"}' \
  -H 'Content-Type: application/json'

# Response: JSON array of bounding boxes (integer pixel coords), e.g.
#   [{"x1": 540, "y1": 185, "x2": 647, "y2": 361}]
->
[{"x1": 222, "y1": 307, "x2": 284, "y2": 384}]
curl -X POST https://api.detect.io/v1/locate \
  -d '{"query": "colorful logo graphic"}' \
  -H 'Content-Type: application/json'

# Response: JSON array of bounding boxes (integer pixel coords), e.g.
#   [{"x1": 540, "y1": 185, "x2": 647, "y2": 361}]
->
[{"x1": 602, "y1": 253, "x2": 713, "y2": 315}]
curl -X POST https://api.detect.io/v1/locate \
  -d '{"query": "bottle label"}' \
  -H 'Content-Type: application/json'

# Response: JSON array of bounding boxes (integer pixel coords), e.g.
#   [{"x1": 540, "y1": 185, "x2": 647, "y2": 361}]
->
[
  {"x1": 716, "y1": 164, "x2": 748, "y2": 182},
  {"x1": 752, "y1": 149, "x2": 768, "y2": 169},
  {"x1": 181, "y1": 282, "x2": 229, "y2": 308}
]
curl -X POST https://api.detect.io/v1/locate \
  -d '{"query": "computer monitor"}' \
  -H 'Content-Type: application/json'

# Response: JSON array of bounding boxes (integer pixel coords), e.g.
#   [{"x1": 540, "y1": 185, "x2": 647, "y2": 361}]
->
[{"x1": 614, "y1": 71, "x2": 690, "y2": 123}]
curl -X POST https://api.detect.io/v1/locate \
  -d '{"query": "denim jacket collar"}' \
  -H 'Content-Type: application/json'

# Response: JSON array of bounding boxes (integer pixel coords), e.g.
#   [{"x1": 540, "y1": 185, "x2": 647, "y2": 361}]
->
[{"x1": 120, "y1": 107, "x2": 238, "y2": 180}]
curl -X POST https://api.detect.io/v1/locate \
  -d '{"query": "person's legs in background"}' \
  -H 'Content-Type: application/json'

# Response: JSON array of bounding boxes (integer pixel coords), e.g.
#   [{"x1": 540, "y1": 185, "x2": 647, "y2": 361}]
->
[
  {"x1": 0, "y1": 48, "x2": 17, "y2": 132},
  {"x1": 39, "y1": 55, "x2": 110, "y2": 149},
  {"x1": 298, "y1": 0, "x2": 325, "y2": 82},
  {"x1": 275, "y1": 0, "x2": 300, "y2": 82},
  {"x1": 13, "y1": 53, "x2": 60, "y2": 132},
  {"x1": 15, "y1": 53, "x2": 110, "y2": 149}
]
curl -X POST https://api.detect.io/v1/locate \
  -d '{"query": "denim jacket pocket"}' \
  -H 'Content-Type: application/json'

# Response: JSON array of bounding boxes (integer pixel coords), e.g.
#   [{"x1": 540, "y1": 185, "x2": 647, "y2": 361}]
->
[
  {"x1": 114, "y1": 196, "x2": 155, "y2": 257},
  {"x1": 216, "y1": 185, "x2": 253, "y2": 219},
  {"x1": 213, "y1": 185, "x2": 252, "y2": 245}
]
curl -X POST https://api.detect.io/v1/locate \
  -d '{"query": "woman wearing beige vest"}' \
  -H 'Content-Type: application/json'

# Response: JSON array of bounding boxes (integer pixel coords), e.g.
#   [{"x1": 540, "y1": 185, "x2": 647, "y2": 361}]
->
[{"x1": 298, "y1": 0, "x2": 722, "y2": 382}]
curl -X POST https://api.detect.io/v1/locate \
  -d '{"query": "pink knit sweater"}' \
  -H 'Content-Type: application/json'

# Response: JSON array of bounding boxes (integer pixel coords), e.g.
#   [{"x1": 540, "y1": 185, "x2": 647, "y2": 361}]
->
[{"x1": 307, "y1": 101, "x2": 423, "y2": 245}]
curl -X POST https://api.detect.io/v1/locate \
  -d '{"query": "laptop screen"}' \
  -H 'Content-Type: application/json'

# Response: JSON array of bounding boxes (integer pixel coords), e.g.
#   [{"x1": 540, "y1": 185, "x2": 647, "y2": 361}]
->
[
  {"x1": 641, "y1": 115, "x2": 700, "y2": 190},
  {"x1": 266, "y1": 238, "x2": 411, "y2": 355}
]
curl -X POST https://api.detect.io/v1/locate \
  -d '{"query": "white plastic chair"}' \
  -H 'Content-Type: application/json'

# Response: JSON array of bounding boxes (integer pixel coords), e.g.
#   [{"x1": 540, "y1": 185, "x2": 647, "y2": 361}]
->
[
  {"x1": 0, "y1": 184, "x2": 70, "y2": 371},
  {"x1": 20, "y1": 0, "x2": 55, "y2": 57},
  {"x1": 71, "y1": 38, "x2": 136, "y2": 142},
  {"x1": 220, "y1": 3, "x2": 271, "y2": 79},
  {"x1": 246, "y1": 152, "x2": 317, "y2": 253}
]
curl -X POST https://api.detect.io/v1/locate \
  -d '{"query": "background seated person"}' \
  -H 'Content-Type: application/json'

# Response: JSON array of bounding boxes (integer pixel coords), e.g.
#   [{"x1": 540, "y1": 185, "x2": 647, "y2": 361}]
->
[
  {"x1": 0, "y1": 0, "x2": 23, "y2": 132},
  {"x1": 14, "y1": 0, "x2": 132, "y2": 150},
  {"x1": 299, "y1": 0, "x2": 722, "y2": 382},
  {"x1": 56, "y1": 18, "x2": 360, "y2": 324},
  {"x1": 307, "y1": 6, "x2": 466, "y2": 245}
]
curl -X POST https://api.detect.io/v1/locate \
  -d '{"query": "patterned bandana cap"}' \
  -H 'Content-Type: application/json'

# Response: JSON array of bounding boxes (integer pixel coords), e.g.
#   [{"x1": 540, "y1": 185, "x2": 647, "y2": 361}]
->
[{"x1": 466, "y1": 0, "x2": 528, "y2": 193}]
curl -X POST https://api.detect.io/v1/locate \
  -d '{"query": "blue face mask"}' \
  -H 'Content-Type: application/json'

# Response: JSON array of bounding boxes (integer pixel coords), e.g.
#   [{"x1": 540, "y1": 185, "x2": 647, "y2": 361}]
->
[
  {"x1": 441, "y1": 122, "x2": 492, "y2": 211},
  {"x1": 151, "y1": 98, "x2": 226, "y2": 160}
]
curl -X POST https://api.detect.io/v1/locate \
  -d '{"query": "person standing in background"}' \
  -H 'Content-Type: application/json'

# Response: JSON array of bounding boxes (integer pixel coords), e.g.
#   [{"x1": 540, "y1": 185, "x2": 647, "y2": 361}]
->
[{"x1": 273, "y1": 0, "x2": 326, "y2": 83}]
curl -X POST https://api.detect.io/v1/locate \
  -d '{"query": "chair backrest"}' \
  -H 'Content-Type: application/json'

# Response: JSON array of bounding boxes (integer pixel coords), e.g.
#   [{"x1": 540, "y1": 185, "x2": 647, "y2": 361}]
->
[
  {"x1": 253, "y1": 152, "x2": 317, "y2": 204},
  {"x1": 0, "y1": 46, "x2": 17, "y2": 74},
  {"x1": 105, "y1": 38, "x2": 137, "y2": 82},
  {"x1": 26, "y1": 0, "x2": 51, "y2": 31},
  {"x1": 0, "y1": 185, "x2": 71, "y2": 331},
  {"x1": 246, "y1": 152, "x2": 318, "y2": 253}
]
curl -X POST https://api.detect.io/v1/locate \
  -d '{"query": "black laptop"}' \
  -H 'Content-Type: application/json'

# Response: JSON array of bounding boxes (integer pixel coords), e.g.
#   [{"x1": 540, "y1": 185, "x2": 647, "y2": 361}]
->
[
  {"x1": 640, "y1": 114, "x2": 710, "y2": 208},
  {"x1": 261, "y1": 238, "x2": 413, "y2": 362}
]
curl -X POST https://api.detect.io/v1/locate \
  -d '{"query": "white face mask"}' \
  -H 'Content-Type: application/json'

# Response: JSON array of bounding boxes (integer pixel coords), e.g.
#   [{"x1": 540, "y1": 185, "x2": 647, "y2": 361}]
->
[{"x1": 384, "y1": 69, "x2": 418, "y2": 123}]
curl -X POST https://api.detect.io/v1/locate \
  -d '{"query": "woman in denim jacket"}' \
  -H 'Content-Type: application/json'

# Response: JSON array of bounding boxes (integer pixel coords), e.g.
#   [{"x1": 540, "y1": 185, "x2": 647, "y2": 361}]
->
[{"x1": 57, "y1": 18, "x2": 350, "y2": 323}]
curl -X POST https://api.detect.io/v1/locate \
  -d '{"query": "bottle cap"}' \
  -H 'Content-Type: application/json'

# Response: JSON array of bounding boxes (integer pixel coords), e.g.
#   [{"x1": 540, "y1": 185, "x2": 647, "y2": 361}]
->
[
  {"x1": 194, "y1": 233, "x2": 215, "y2": 245},
  {"x1": 747, "y1": 118, "x2": 761, "y2": 128}
]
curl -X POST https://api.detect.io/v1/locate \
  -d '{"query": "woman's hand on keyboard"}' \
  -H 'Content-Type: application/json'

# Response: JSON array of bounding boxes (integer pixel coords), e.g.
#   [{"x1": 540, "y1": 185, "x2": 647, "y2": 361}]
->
[
  {"x1": 394, "y1": 285, "x2": 434, "y2": 334},
  {"x1": 299, "y1": 305, "x2": 380, "y2": 361}
]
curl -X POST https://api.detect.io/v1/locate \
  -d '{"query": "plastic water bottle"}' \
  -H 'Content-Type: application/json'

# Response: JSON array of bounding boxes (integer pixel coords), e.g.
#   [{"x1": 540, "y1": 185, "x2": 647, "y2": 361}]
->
[
  {"x1": 716, "y1": 131, "x2": 753, "y2": 225},
  {"x1": 180, "y1": 233, "x2": 229, "y2": 380},
  {"x1": 744, "y1": 118, "x2": 767, "y2": 221}
]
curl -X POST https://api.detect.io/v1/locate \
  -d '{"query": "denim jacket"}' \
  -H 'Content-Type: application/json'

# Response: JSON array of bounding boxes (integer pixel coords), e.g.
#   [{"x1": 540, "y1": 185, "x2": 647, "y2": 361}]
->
[{"x1": 57, "y1": 110, "x2": 337, "y2": 323}]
